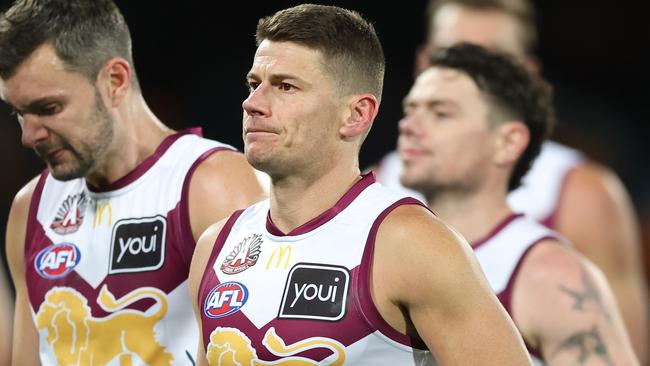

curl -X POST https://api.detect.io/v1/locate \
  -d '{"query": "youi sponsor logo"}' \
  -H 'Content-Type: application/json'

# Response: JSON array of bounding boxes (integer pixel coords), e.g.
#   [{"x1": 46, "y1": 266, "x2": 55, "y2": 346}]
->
[
  {"x1": 278, "y1": 263, "x2": 350, "y2": 322},
  {"x1": 108, "y1": 216, "x2": 166, "y2": 274}
]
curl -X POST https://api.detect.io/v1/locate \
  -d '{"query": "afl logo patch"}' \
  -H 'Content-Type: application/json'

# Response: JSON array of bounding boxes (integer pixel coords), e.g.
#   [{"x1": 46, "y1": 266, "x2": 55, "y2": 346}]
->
[
  {"x1": 50, "y1": 192, "x2": 88, "y2": 235},
  {"x1": 34, "y1": 242, "x2": 82, "y2": 279},
  {"x1": 204, "y1": 282, "x2": 248, "y2": 318},
  {"x1": 220, "y1": 234, "x2": 263, "y2": 275}
]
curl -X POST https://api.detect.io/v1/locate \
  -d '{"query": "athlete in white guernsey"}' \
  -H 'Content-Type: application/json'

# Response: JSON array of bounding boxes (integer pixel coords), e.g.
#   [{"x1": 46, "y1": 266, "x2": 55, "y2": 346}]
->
[
  {"x1": 198, "y1": 174, "x2": 435, "y2": 365},
  {"x1": 190, "y1": 5, "x2": 532, "y2": 365},
  {"x1": 24, "y1": 130, "x2": 237, "y2": 365},
  {"x1": 398, "y1": 43, "x2": 638, "y2": 365},
  {"x1": 0, "y1": 1, "x2": 265, "y2": 364}
]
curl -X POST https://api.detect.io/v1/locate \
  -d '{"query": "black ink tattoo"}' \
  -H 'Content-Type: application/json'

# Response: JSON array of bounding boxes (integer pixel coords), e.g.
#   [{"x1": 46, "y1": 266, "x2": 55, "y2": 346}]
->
[
  {"x1": 558, "y1": 266, "x2": 610, "y2": 321},
  {"x1": 552, "y1": 326, "x2": 613, "y2": 365}
]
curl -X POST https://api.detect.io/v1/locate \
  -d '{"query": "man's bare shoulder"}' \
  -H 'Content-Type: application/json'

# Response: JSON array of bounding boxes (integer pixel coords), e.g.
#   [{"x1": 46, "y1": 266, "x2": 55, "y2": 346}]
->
[
  {"x1": 188, "y1": 150, "x2": 265, "y2": 240},
  {"x1": 11, "y1": 175, "x2": 41, "y2": 213},
  {"x1": 374, "y1": 203, "x2": 480, "y2": 301},
  {"x1": 192, "y1": 149, "x2": 263, "y2": 188},
  {"x1": 560, "y1": 160, "x2": 635, "y2": 230},
  {"x1": 378, "y1": 203, "x2": 472, "y2": 256}
]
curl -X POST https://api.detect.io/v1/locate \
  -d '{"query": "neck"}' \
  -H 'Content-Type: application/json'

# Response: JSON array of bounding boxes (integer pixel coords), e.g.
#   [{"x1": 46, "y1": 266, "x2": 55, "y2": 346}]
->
[
  {"x1": 86, "y1": 94, "x2": 174, "y2": 188},
  {"x1": 268, "y1": 161, "x2": 362, "y2": 234},
  {"x1": 427, "y1": 182, "x2": 513, "y2": 245}
]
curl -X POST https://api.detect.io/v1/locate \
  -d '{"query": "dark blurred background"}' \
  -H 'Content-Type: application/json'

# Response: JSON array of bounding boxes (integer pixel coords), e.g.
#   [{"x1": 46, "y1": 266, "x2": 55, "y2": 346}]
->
[{"x1": 1, "y1": 0, "x2": 648, "y2": 288}]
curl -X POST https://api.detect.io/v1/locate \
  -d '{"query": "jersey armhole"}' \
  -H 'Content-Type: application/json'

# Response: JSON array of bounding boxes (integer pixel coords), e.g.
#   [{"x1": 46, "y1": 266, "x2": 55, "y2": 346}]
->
[
  {"x1": 354, "y1": 197, "x2": 430, "y2": 351},
  {"x1": 177, "y1": 146, "x2": 234, "y2": 265},
  {"x1": 498, "y1": 236, "x2": 557, "y2": 359}
]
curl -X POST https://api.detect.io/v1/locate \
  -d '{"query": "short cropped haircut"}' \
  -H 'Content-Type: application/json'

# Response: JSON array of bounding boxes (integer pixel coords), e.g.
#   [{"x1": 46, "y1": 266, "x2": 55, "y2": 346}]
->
[{"x1": 255, "y1": 3, "x2": 385, "y2": 102}]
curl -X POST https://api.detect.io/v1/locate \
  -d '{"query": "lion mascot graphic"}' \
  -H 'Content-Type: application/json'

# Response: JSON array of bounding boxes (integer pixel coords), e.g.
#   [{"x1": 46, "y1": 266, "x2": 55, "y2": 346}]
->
[
  {"x1": 36, "y1": 285, "x2": 173, "y2": 365},
  {"x1": 206, "y1": 327, "x2": 345, "y2": 365}
]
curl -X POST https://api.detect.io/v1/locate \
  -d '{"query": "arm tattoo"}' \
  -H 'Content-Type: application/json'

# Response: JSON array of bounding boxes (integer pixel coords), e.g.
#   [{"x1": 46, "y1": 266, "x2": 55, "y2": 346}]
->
[
  {"x1": 558, "y1": 266, "x2": 610, "y2": 321},
  {"x1": 552, "y1": 326, "x2": 613, "y2": 365}
]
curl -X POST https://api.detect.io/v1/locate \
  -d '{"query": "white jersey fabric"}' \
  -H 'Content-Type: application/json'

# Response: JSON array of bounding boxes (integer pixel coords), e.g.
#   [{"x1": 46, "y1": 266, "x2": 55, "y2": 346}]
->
[
  {"x1": 198, "y1": 173, "x2": 434, "y2": 365},
  {"x1": 25, "y1": 128, "x2": 233, "y2": 365},
  {"x1": 473, "y1": 213, "x2": 562, "y2": 365}
]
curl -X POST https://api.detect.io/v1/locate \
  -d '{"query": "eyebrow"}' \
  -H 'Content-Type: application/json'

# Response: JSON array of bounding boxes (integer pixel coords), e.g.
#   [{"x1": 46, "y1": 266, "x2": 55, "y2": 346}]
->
[
  {"x1": 12, "y1": 95, "x2": 63, "y2": 114},
  {"x1": 246, "y1": 72, "x2": 307, "y2": 85}
]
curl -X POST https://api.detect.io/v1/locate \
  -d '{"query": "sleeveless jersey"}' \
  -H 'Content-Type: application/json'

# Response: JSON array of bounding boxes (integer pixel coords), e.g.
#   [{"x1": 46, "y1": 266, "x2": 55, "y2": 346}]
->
[
  {"x1": 506, "y1": 141, "x2": 583, "y2": 228},
  {"x1": 376, "y1": 141, "x2": 584, "y2": 229},
  {"x1": 473, "y1": 213, "x2": 562, "y2": 365},
  {"x1": 25, "y1": 128, "x2": 234, "y2": 365},
  {"x1": 198, "y1": 173, "x2": 434, "y2": 365}
]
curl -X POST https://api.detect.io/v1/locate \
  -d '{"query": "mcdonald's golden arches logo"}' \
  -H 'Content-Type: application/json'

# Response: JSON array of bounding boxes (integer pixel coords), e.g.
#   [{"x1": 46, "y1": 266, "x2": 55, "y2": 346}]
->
[
  {"x1": 266, "y1": 245, "x2": 292, "y2": 270},
  {"x1": 94, "y1": 201, "x2": 113, "y2": 227}
]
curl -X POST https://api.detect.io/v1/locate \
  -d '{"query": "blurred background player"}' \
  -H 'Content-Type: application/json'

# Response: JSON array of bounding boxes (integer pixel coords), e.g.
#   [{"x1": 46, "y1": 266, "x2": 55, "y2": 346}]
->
[
  {"x1": 374, "y1": 0, "x2": 648, "y2": 361},
  {"x1": 399, "y1": 41, "x2": 639, "y2": 365}
]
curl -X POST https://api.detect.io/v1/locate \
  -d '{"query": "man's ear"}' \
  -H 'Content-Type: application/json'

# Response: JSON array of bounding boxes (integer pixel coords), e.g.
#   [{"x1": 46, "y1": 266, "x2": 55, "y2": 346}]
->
[
  {"x1": 494, "y1": 121, "x2": 529, "y2": 166},
  {"x1": 339, "y1": 94, "x2": 379, "y2": 141},
  {"x1": 99, "y1": 57, "x2": 132, "y2": 107}
]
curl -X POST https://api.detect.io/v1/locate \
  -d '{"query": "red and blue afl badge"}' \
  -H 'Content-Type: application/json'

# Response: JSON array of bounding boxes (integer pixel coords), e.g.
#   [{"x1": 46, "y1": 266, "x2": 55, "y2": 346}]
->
[
  {"x1": 34, "y1": 242, "x2": 82, "y2": 279},
  {"x1": 204, "y1": 282, "x2": 249, "y2": 318}
]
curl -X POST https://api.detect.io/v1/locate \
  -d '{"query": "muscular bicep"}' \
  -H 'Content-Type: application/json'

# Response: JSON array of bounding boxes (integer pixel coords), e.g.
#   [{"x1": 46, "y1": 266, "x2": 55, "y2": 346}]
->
[
  {"x1": 374, "y1": 206, "x2": 530, "y2": 365},
  {"x1": 188, "y1": 220, "x2": 227, "y2": 366},
  {"x1": 188, "y1": 150, "x2": 266, "y2": 241},
  {"x1": 513, "y1": 242, "x2": 639, "y2": 366},
  {"x1": 556, "y1": 162, "x2": 647, "y2": 362}
]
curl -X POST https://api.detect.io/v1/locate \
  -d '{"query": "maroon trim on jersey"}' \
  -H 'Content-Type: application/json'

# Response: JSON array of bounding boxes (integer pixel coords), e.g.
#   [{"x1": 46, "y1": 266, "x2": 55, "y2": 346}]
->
[
  {"x1": 540, "y1": 165, "x2": 579, "y2": 229},
  {"x1": 356, "y1": 197, "x2": 430, "y2": 350},
  {"x1": 25, "y1": 169, "x2": 49, "y2": 251},
  {"x1": 266, "y1": 172, "x2": 376, "y2": 236},
  {"x1": 174, "y1": 146, "x2": 236, "y2": 265},
  {"x1": 472, "y1": 213, "x2": 524, "y2": 250},
  {"x1": 86, "y1": 127, "x2": 203, "y2": 193},
  {"x1": 497, "y1": 236, "x2": 556, "y2": 360},
  {"x1": 198, "y1": 209, "x2": 245, "y2": 308}
]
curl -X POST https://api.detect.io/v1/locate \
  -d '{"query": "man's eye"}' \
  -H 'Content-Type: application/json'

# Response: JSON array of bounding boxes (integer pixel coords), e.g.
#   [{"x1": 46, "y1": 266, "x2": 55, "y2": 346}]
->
[
  {"x1": 279, "y1": 83, "x2": 294, "y2": 91},
  {"x1": 247, "y1": 81, "x2": 260, "y2": 91},
  {"x1": 39, "y1": 105, "x2": 60, "y2": 116}
]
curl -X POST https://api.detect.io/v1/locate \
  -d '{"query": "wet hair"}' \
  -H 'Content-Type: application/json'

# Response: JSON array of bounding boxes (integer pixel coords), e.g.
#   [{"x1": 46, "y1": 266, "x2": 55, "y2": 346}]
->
[
  {"x1": 255, "y1": 3, "x2": 385, "y2": 102},
  {"x1": 0, "y1": 0, "x2": 139, "y2": 89},
  {"x1": 430, "y1": 42, "x2": 555, "y2": 190}
]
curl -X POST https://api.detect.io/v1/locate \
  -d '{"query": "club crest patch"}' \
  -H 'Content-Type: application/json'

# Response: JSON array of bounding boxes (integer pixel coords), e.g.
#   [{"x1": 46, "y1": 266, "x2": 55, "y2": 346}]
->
[
  {"x1": 34, "y1": 242, "x2": 82, "y2": 279},
  {"x1": 50, "y1": 192, "x2": 88, "y2": 235},
  {"x1": 220, "y1": 234, "x2": 263, "y2": 275}
]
